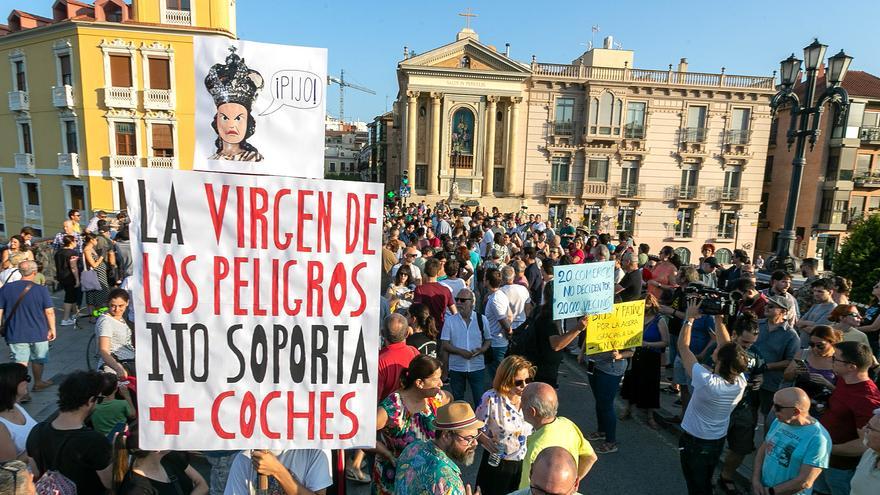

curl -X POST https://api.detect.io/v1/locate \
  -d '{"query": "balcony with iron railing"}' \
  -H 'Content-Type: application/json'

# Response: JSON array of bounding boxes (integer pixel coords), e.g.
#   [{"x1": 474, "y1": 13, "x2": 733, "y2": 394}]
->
[
  {"x1": 57, "y1": 153, "x2": 79, "y2": 177},
  {"x1": 611, "y1": 183, "x2": 646, "y2": 198},
  {"x1": 725, "y1": 129, "x2": 751, "y2": 145},
  {"x1": 624, "y1": 123, "x2": 645, "y2": 139},
  {"x1": 109, "y1": 155, "x2": 141, "y2": 177},
  {"x1": 551, "y1": 121, "x2": 574, "y2": 136},
  {"x1": 854, "y1": 171, "x2": 880, "y2": 188},
  {"x1": 8, "y1": 90, "x2": 28, "y2": 111},
  {"x1": 162, "y1": 8, "x2": 192, "y2": 25},
  {"x1": 715, "y1": 225, "x2": 736, "y2": 240},
  {"x1": 665, "y1": 185, "x2": 705, "y2": 201},
  {"x1": 103, "y1": 86, "x2": 136, "y2": 108},
  {"x1": 14, "y1": 153, "x2": 35, "y2": 176},
  {"x1": 681, "y1": 127, "x2": 708, "y2": 143},
  {"x1": 143, "y1": 88, "x2": 174, "y2": 110},
  {"x1": 860, "y1": 126, "x2": 880, "y2": 143},
  {"x1": 530, "y1": 63, "x2": 776, "y2": 90},
  {"x1": 51, "y1": 85, "x2": 74, "y2": 107},
  {"x1": 544, "y1": 180, "x2": 580, "y2": 197},
  {"x1": 710, "y1": 187, "x2": 747, "y2": 202}
]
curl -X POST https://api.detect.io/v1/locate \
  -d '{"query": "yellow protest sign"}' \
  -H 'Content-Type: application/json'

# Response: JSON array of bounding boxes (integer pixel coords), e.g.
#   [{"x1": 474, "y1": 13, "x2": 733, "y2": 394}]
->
[{"x1": 583, "y1": 300, "x2": 645, "y2": 355}]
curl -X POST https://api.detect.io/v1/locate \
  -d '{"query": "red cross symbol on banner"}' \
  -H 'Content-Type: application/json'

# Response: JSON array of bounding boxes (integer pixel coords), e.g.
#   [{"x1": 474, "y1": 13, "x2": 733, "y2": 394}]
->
[{"x1": 149, "y1": 394, "x2": 195, "y2": 435}]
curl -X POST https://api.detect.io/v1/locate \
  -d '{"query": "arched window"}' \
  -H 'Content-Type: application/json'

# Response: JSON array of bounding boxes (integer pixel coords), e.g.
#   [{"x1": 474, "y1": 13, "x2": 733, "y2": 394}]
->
[
  {"x1": 590, "y1": 91, "x2": 623, "y2": 135},
  {"x1": 451, "y1": 108, "x2": 475, "y2": 155},
  {"x1": 459, "y1": 55, "x2": 471, "y2": 69},
  {"x1": 673, "y1": 247, "x2": 691, "y2": 265},
  {"x1": 715, "y1": 248, "x2": 733, "y2": 265}
]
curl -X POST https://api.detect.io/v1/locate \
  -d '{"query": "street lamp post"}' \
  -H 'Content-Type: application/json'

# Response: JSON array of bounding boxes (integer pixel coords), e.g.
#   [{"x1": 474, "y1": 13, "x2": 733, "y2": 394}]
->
[{"x1": 767, "y1": 39, "x2": 852, "y2": 274}]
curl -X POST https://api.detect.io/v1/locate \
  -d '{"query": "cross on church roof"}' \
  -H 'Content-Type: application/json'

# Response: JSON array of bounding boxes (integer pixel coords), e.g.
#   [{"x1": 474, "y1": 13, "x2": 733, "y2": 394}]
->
[{"x1": 459, "y1": 8, "x2": 478, "y2": 30}]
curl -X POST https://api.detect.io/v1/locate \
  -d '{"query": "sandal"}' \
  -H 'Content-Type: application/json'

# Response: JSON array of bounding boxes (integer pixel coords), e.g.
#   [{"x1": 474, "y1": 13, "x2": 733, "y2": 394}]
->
[
  {"x1": 586, "y1": 431, "x2": 605, "y2": 441},
  {"x1": 345, "y1": 468, "x2": 370, "y2": 483}
]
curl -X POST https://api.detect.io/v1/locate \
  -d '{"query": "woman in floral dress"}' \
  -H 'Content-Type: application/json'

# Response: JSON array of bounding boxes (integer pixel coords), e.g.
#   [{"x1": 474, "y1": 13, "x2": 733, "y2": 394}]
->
[
  {"x1": 373, "y1": 354, "x2": 450, "y2": 495},
  {"x1": 475, "y1": 355, "x2": 535, "y2": 495}
]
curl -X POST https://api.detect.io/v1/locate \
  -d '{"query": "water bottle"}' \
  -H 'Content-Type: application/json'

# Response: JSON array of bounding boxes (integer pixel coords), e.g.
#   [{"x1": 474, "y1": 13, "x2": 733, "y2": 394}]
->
[{"x1": 488, "y1": 442, "x2": 505, "y2": 467}]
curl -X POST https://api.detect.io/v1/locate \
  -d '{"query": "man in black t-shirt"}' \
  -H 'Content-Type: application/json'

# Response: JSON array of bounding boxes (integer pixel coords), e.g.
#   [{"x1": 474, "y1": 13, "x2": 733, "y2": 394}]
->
[
  {"x1": 522, "y1": 246, "x2": 544, "y2": 306},
  {"x1": 27, "y1": 371, "x2": 113, "y2": 494}
]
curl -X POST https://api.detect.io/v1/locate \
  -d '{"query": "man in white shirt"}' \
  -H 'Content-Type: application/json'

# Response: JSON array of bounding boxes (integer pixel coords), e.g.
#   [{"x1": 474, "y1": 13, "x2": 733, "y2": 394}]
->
[
  {"x1": 441, "y1": 289, "x2": 491, "y2": 406},
  {"x1": 500, "y1": 265, "x2": 532, "y2": 331},
  {"x1": 484, "y1": 268, "x2": 512, "y2": 380},
  {"x1": 223, "y1": 449, "x2": 332, "y2": 495},
  {"x1": 480, "y1": 222, "x2": 495, "y2": 258}
]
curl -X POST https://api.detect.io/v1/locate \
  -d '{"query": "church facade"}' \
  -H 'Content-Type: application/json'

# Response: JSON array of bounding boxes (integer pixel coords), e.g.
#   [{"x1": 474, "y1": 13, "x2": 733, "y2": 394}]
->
[{"x1": 387, "y1": 27, "x2": 778, "y2": 263}]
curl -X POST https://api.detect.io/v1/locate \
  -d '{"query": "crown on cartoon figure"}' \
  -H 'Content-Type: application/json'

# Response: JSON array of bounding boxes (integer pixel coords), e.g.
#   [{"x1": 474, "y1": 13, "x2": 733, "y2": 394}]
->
[{"x1": 204, "y1": 46, "x2": 264, "y2": 109}]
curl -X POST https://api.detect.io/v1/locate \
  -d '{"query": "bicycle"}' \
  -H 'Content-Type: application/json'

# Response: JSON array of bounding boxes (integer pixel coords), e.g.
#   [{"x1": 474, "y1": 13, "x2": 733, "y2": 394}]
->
[{"x1": 74, "y1": 306, "x2": 108, "y2": 370}]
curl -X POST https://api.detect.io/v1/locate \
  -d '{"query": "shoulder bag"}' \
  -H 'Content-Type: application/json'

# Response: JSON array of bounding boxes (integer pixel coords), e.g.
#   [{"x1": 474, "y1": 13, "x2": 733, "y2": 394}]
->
[{"x1": 0, "y1": 281, "x2": 34, "y2": 338}]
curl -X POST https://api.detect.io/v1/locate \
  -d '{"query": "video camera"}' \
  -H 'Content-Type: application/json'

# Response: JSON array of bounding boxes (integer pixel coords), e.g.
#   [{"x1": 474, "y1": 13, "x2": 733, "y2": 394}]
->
[{"x1": 683, "y1": 284, "x2": 743, "y2": 317}]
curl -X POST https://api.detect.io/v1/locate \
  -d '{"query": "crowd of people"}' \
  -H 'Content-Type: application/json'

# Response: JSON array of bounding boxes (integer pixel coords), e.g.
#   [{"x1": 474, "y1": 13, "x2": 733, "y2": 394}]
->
[{"x1": 0, "y1": 199, "x2": 879, "y2": 494}]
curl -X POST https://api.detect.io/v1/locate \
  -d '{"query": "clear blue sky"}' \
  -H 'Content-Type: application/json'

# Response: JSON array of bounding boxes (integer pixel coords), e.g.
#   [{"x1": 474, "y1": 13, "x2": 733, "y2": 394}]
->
[{"x1": 4, "y1": 0, "x2": 879, "y2": 122}]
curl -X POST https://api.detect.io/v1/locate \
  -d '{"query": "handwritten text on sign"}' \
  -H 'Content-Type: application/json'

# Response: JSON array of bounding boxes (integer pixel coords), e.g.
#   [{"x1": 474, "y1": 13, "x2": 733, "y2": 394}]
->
[
  {"x1": 122, "y1": 169, "x2": 382, "y2": 451},
  {"x1": 584, "y1": 301, "x2": 645, "y2": 355},
  {"x1": 552, "y1": 261, "x2": 615, "y2": 320}
]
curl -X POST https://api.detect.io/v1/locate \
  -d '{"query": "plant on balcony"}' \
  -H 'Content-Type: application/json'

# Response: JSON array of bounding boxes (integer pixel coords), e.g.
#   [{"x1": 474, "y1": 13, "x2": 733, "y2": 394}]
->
[{"x1": 833, "y1": 214, "x2": 880, "y2": 304}]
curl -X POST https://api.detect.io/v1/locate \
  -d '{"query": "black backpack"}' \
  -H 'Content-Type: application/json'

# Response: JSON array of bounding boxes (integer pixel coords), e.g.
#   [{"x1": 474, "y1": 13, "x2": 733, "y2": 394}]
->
[{"x1": 506, "y1": 307, "x2": 542, "y2": 362}]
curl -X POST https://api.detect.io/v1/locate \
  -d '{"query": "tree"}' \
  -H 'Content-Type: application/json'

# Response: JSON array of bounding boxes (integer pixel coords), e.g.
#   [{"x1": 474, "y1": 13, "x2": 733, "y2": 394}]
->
[{"x1": 833, "y1": 214, "x2": 880, "y2": 304}]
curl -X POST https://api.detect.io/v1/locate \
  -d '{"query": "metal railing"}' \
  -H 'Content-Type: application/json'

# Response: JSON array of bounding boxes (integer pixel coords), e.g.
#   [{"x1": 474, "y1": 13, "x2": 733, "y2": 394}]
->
[
  {"x1": 665, "y1": 185, "x2": 705, "y2": 201},
  {"x1": 612, "y1": 183, "x2": 645, "y2": 198},
  {"x1": 624, "y1": 124, "x2": 645, "y2": 139},
  {"x1": 52, "y1": 85, "x2": 74, "y2": 108},
  {"x1": 710, "y1": 187, "x2": 747, "y2": 202},
  {"x1": 531, "y1": 63, "x2": 776, "y2": 90},
  {"x1": 163, "y1": 8, "x2": 192, "y2": 25},
  {"x1": 860, "y1": 127, "x2": 880, "y2": 142},
  {"x1": 8, "y1": 90, "x2": 29, "y2": 111},
  {"x1": 552, "y1": 121, "x2": 574, "y2": 136},
  {"x1": 545, "y1": 180, "x2": 580, "y2": 197},
  {"x1": 854, "y1": 172, "x2": 880, "y2": 187},
  {"x1": 104, "y1": 86, "x2": 136, "y2": 108},
  {"x1": 681, "y1": 127, "x2": 708, "y2": 143},
  {"x1": 716, "y1": 225, "x2": 735, "y2": 239},
  {"x1": 725, "y1": 129, "x2": 751, "y2": 145},
  {"x1": 144, "y1": 88, "x2": 174, "y2": 110}
]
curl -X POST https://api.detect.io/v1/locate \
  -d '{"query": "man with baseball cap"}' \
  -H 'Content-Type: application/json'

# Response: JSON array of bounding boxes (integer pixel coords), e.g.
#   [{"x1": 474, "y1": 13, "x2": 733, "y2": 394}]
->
[
  {"x1": 754, "y1": 295, "x2": 801, "y2": 434},
  {"x1": 394, "y1": 401, "x2": 483, "y2": 495},
  {"x1": 698, "y1": 256, "x2": 721, "y2": 289}
]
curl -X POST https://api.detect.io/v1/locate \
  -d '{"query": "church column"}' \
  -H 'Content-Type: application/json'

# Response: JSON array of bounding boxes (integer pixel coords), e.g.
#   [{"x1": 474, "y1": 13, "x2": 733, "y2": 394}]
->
[
  {"x1": 483, "y1": 96, "x2": 498, "y2": 195},
  {"x1": 405, "y1": 91, "x2": 420, "y2": 186},
  {"x1": 505, "y1": 96, "x2": 522, "y2": 195},
  {"x1": 429, "y1": 92, "x2": 441, "y2": 195}
]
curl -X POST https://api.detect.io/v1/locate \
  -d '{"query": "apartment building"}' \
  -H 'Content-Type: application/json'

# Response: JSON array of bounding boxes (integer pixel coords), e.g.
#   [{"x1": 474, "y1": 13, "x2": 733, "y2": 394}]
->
[
  {"x1": 324, "y1": 118, "x2": 368, "y2": 177},
  {"x1": 757, "y1": 70, "x2": 880, "y2": 270},
  {"x1": 389, "y1": 29, "x2": 776, "y2": 262},
  {"x1": 0, "y1": 0, "x2": 235, "y2": 237}
]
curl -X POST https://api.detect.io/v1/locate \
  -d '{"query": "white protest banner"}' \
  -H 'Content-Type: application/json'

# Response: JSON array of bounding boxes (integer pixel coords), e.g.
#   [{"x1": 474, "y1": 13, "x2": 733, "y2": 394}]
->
[
  {"x1": 193, "y1": 37, "x2": 326, "y2": 178},
  {"x1": 122, "y1": 169, "x2": 381, "y2": 450},
  {"x1": 552, "y1": 261, "x2": 615, "y2": 320}
]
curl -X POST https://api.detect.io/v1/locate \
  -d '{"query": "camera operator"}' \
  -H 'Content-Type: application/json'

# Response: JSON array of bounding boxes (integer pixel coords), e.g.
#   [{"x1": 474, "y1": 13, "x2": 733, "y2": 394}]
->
[
  {"x1": 754, "y1": 295, "x2": 801, "y2": 436},
  {"x1": 658, "y1": 267, "x2": 701, "y2": 394}
]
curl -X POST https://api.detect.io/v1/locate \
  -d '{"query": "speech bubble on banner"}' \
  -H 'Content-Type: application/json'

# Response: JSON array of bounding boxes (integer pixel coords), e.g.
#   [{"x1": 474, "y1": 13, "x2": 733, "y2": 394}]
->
[
  {"x1": 584, "y1": 300, "x2": 645, "y2": 355},
  {"x1": 259, "y1": 70, "x2": 323, "y2": 116},
  {"x1": 552, "y1": 261, "x2": 615, "y2": 320}
]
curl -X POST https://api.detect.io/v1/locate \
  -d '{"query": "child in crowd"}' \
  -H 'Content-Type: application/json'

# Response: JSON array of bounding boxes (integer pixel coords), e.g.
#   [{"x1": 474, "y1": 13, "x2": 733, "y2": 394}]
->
[{"x1": 90, "y1": 372, "x2": 136, "y2": 438}]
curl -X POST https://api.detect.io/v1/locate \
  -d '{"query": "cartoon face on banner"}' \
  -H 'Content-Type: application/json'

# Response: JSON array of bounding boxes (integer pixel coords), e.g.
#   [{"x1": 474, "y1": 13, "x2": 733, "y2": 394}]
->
[{"x1": 194, "y1": 37, "x2": 326, "y2": 177}]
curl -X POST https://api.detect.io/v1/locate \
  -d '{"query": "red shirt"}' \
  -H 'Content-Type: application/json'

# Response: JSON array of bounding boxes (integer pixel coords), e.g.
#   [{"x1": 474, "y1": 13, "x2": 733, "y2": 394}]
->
[
  {"x1": 738, "y1": 293, "x2": 768, "y2": 319},
  {"x1": 377, "y1": 342, "x2": 420, "y2": 403},
  {"x1": 414, "y1": 282, "x2": 455, "y2": 331},
  {"x1": 820, "y1": 378, "x2": 880, "y2": 469}
]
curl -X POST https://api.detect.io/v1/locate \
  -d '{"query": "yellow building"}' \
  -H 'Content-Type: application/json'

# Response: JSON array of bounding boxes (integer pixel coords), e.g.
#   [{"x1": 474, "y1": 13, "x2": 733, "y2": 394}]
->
[{"x1": 0, "y1": 0, "x2": 236, "y2": 238}]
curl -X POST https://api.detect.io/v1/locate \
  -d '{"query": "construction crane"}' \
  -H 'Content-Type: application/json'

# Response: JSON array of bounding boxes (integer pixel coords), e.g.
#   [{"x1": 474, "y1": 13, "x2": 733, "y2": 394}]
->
[{"x1": 327, "y1": 69, "x2": 376, "y2": 122}]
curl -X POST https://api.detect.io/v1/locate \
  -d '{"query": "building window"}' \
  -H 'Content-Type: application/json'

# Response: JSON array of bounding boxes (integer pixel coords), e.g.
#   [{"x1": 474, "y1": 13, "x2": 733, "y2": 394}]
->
[
  {"x1": 329, "y1": 162, "x2": 335, "y2": 172},
  {"x1": 551, "y1": 156, "x2": 570, "y2": 183},
  {"x1": 715, "y1": 248, "x2": 733, "y2": 265},
  {"x1": 617, "y1": 207, "x2": 635, "y2": 235},
  {"x1": 25, "y1": 182, "x2": 40, "y2": 207},
  {"x1": 109, "y1": 54, "x2": 132, "y2": 87},
  {"x1": 148, "y1": 57, "x2": 171, "y2": 90},
  {"x1": 19, "y1": 123, "x2": 32, "y2": 154},
  {"x1": 103, "y1": 2, "x2": 123, "y2": 22},
  {"x1": 685, "y1": 105, "x2": 708, "y2": 142},
  {"x1": 64, "y1": 120, "x2": 78, "y2": 154},
  {"x1": 151, "y1": 123, "x2": 174, "y2": 157},
  {"x1": 588, "y1": 158, "x2": 609, "y2": 182},
  {"x1": 493, "y1": 168, "x2": 505, "y2": 193},
  {"x1": 415, "y1": 164, "x2": 427, "y2": 189},
  {"x1": 166, "y1": 0, "x2": 191, "y2": 9},
  {"x1": 769, "y1": 119, "x2": 778, "y2": 145},
  {"x1": 763, "y1": 156, "x2": 774, "y2": 182},
  {"x1": 851, "y1": 196, "x2": 866, "y2": 220},
  {"x1": 674, "y1": 247, "x2": 692, "y2": 265},
  {"x1": 624, "y1": 102, "x2": 646, "y2": 138},
  {"x1": 588, "y1": 92, "x2": 622, "y2": 135},
  {"x1": 451, "y1": 108, "x2": 475, "y2": 155},
  {"x1": 825, "y1": 151, "x2": 840, "y2": 180},
  {"x1": 759, "y1": 192, "x2": 769, "y2": 219},
  {"x1": 723, "y1": 168, "x2": 742, "y2": 198},
  {"x1": 115, "y1": 122, "x2": 137, "y2": 156},
  {"x1": 459, "y1": 55, "x2": 471, "y2": 69},
  {"x1": 583, "y1": 205, "x2": 601, "y2": 232},
  {"x1": 728, "y1": 108, "x2": 751, "y2": 144},
  {"x1": 554, "y1": 97, "x2": 574, "y2": 135},
  {"x1": 856, "y1": 155, "x2": 871, "y2": 177},
  {"x1": 67, "y1": 184, "x2": 86, "y2": 211},
  {"x1": 819, "y1": 191, "x2": 849, "y2": 224},
  {"x1": 718, "y1": 211, "x2": 737, "y2": 239},
  {"x1": 13, "y1": 60, "x2": 26, "y2": 92},
  {"x1": 680, "y1": 168, "x2": 699, "y2": 198},
  {"x1": 674, "y1": 208, "x2": 695, "y2": 238},
  {"x1": 620, "y1": 160, "x2": 639, "y2": 196},
  {"x1": 59, "y1": 54, "x2": 72, "y2": 86}
]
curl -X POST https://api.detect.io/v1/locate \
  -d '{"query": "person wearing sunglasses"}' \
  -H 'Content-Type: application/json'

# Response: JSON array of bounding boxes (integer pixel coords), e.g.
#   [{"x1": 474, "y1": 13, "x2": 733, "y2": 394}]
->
[
  {"x1": 0, "y1": 363, "x2": 36, "y2": 464},
  {"x1": 755, "y1": 295, "x2": 801, "y2": 435},
  {"x1": 813, "y1": 342, "x2": 880, "y2": 494},
  {"x1": 751, "y1": 387, "x2": 831, "y2": 495},
  {"x1": 441, "y1": 289, "x2": 491, "y2": 407},
  {"x1": 25, "y1": 371, "x2": 113, "y2": 494},
  {"x1": 828, "y1": 304, "x2": 871, "y2": 348},
  {"x1": 850, "y1": 407, "x2": 880, "y2": 495},
  {"x1": 0, "y1": 459, "x2": 36, "y2": 494},
  {"x1": 474, "y1": 355, "x2": 536, "y2": 495},
  {"x1": 783, "y1": 326, "x2": 840, "y2": 417}
]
